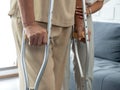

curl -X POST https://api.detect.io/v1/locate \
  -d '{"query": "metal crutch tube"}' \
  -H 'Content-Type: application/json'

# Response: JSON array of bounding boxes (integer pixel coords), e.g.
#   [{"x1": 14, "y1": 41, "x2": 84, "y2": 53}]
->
[
  {"x1": 81, "y1": 0, "x2": 90, "y2": 89},
  {"x1": 21, "y1": 30, "x2": 29, "y2": 90},
  {"x1": 73, "y1": 38, "x2": 84, "y2": 78},
  {"x1": 20, "y1": 0, "x2": 54, "y2": 90}
]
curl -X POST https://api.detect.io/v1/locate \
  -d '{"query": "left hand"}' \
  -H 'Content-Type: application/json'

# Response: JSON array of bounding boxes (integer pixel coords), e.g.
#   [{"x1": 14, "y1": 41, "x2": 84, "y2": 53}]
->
[
  {"x1": 74, "y1": 7, "x2": 91, "y2": 42},
  {"x1": 74, "y1": 16, "x2": 85, "y2": 41},
  {"x1": 75, "y1": 7, "x2": 91, "y2": 19}
]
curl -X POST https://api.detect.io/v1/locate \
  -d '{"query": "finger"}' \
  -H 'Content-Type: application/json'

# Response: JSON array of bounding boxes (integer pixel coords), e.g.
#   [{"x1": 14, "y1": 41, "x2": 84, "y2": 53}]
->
[
  {"x1": 81, "y1": 31, "x2": 85, "y2": 38},
  {"x1": 33, "y1": 35, "x2": 39, "y2": 46},
  {"x1": 75, "y1": 13, "x2": 83, "y2": 17},
  {"x1": 42, "y1": 33, "x2": 48, "y2": 44},
  {"x1": 79, "y1": 16, "x2": 84, "y2": 19},
  {"x1": 75, "y1": 8, "x2": 83, "y2": 13},
  {"x1": 76, "y1": 14, "x2": 83, "y2": 19},
  {"x1": 75, "y1": 9, "x2": 82, "y2": 13},
  {"x1": 80, "y1": 38, "x2": 86, "y2": 43},
  {"x1": 29, "y1": 36, "x2": 34, "y2": 46},
  {"x1": 78, "y1": 37, "x2": 82, "y2": 41},
  {"x1": 77, "y1": 33, "x2": 82, "y2": 41},
  {"x1": 76, "y1": 7, "x2": 82, "y2": 10},
  {"x1": 75, "y1": 11, "x2": 83, "y2": 15},
  {"x1": 75, "y1": 12, "x2": 83, "y2": 19},
  {"x1": 38, "y1": 34, "x2": 42, "y2": 46},
  {"x1": 78, "y1": 30, "x2": 84, "y2": 40}
]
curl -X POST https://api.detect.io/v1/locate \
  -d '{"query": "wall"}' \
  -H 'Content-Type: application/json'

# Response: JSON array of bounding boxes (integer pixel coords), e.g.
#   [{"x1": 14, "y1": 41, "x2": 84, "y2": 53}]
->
[{"x1": 92, "y1": 0, "x2": 120, "y2": 23}]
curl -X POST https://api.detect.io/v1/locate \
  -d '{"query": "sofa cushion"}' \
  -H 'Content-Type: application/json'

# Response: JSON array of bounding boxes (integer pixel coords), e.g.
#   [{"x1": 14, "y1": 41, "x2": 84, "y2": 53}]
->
[
  {"x1": 93, "y1": 57, "x2": 120, "y2": 90},
  {"x1": 93, "y1": 22, "x2": 120, "y2": 62}
]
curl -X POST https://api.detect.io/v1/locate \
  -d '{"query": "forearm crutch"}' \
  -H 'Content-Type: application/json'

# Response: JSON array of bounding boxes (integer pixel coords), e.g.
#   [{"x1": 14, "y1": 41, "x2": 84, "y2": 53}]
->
[
  {"x1": 81, "y1": 0, "x2": 90, "y2": 89},
  {"x1": 73, "y1": 0, "x2": 90, "y2": 89},
  {"x1": 20, "y1": 0, "x2": 54, "y2": 90}
]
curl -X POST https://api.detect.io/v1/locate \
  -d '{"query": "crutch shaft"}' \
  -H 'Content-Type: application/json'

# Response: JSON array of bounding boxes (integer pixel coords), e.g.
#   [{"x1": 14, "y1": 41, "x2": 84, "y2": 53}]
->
[
  {"x1": 73, "y1": 39, "x2": 84, "y2": 78},
  {"x1": 81, "y1": 0, "x2": 90, "y2": 90},
  {"x1": 21, "y1": 30, "x2": 29, "y2": 90}
]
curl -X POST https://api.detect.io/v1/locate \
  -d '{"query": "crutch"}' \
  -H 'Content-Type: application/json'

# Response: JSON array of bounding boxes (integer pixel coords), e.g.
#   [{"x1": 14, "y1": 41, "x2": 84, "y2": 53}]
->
[
  {"x1": 73, "y1": 0, "x2": 90, "y2": 89},
  {"x1": 20, "y1": 0, "x2": 54, "y2": 90},
  {"x1": 81, "y1": 0, "x2": 90, "y2": 89}
]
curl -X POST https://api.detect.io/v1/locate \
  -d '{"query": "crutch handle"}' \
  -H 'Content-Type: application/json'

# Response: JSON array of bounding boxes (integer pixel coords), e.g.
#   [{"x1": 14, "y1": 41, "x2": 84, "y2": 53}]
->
[{"x1": 73, "y1": 32, "x2": 86, "y2": 43}]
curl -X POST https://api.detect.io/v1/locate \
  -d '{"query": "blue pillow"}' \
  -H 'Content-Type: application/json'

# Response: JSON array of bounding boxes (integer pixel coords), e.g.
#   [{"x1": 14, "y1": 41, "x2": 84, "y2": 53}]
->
[{"x1": 93, "y1": 22, "x2": 120, "y2": 62}]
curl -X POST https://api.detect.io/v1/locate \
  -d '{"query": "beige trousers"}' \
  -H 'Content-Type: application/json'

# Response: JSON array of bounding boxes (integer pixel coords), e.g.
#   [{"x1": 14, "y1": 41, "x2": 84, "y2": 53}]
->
[
  {"x1": 73, "y1": 16, "x2": 94, "y2": 90},
  {"x1": 11, "y1": 16, "x2": 72, "y2": 90}
]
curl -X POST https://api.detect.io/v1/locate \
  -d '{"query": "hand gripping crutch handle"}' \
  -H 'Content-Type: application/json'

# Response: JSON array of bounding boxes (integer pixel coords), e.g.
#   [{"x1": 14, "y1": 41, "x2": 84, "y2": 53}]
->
[{"x1": 21, "y1": 0, "x2": 54, "y2": 90}]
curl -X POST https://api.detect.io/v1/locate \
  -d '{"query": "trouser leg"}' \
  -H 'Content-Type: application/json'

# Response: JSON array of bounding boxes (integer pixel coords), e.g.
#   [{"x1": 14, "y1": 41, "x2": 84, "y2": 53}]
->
[
  {"x1": 11, "y1": 16, "x2": 24, "y2": 90},
  {"x1": 62, "y1": 57, "x2": 70, "y2": 90},
  {"x1": 51, "y1": 26, "x2": 72, "y2": 90}
]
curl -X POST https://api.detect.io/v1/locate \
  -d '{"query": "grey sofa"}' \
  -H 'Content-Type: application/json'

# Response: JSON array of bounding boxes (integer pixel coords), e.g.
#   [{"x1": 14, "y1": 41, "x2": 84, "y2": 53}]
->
[{"x1": 92, "y1": 22, "x2": 120, "y2": 90}]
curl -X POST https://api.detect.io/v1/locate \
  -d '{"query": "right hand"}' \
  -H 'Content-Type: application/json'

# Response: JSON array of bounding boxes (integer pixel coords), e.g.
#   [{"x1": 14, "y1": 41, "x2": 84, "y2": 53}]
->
[{"x1": 24, "y1": 22, "x2": 48, "y2": 46}]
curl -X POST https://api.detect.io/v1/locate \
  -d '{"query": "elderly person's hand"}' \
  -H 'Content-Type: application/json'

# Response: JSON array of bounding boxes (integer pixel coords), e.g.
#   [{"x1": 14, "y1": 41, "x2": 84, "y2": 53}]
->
[
  {"x1": 74, "y1": 7, "x2": 91, "y2": 42},
  {"x1": 24, "y1": 22, "x2": 48, "y2": 46}
]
